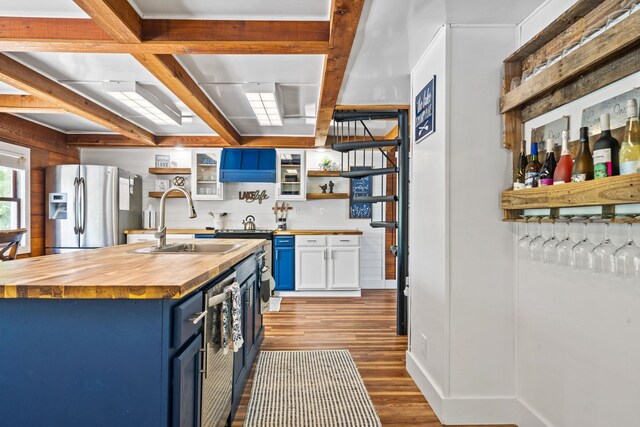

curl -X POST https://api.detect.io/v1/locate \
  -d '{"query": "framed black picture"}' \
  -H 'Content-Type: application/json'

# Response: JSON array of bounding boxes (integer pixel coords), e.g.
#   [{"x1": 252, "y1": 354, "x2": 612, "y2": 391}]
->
[
  {"x1": 415, "y1": 75, "x2": 436, "y2": 143},
  {"x1": 349, "y1": 167, "x2": 372, "y2": 219}
]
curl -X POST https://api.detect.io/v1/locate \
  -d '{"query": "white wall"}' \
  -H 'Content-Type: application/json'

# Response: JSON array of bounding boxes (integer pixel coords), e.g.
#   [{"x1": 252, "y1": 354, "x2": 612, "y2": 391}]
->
[
  {"x1": 81, "y1": 148, "x2": 390, "y2": 289},
  {"x1": 515, "y1": 2, "x2": 640, "y2": 426},
  {"x1": 407, "y1": 24, "x2": 519, "y2": 425}
]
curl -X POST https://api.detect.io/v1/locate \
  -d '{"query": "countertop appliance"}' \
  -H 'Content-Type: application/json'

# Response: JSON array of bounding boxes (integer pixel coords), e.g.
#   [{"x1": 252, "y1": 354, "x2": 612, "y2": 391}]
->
[
  {"x1": 201, "y1": 271, "x2": 237, "y2": 427},
  {"x1": 45, "y1": 165, "x2": 142, "y2": 254}
]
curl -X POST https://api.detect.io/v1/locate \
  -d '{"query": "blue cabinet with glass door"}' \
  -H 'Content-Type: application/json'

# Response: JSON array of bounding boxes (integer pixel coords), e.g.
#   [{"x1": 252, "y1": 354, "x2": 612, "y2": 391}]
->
[{"x1": 274, "y1": 236, "x2": 295, "y2": 291}]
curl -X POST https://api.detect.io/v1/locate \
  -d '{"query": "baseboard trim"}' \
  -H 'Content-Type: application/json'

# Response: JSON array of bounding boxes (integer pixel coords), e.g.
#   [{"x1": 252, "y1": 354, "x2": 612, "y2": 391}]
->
[
  {"x1": 360, "y1": 279, "x2": 386, "y2": 289},
  {"x1": 274, "y1": 290, "x2": 362, "y2": 298},
  {"x1": 406, "y1": 351, "x2": 532, "y2": 426},
  {"x1": 517, "y1": 398, "x2": 552, "y2": 427}
]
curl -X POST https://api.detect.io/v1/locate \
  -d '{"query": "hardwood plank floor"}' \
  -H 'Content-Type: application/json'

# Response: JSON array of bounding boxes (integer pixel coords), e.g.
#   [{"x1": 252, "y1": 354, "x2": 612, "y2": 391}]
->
[{"x1": 232, "y1": 290, "x2": 515, "y2": 427}]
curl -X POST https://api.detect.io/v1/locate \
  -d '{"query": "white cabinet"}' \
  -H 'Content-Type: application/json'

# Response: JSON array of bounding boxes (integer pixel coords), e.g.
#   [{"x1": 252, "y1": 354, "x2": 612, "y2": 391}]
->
[
  {"x1": 191, "y1": 149, "x2": 223, "y2": 200},
  {"x1": 126, "y1": 234, "x2": 194, "y2": 244},
  {"x1": 295, "y1": 247, "x2": 327, "y2": 289},
  {"x1": 295, "y1": 235, "x2": 360, "y2": 291},
  {"x1": 276, "y1": 149, "x2": 306, "y2": 200}
]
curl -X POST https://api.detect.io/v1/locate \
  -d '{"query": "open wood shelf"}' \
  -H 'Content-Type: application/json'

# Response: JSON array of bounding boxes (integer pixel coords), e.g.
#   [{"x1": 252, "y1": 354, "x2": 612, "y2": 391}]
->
[
  {"x1": 307, "y1": 170, "x2": 342, "y2": 177},
  {"x1": 148, "y1": 191, "x2": 188, "y2": 198},
  {"x1": 306, "y1": 192, "x2": 349, "y2": 200},
  {"x1": 148, "y1": 168, "x2": 191, "y2": 175},
  {"x1": 501, "y1": 174, "x2": 640, "y2": 220}
]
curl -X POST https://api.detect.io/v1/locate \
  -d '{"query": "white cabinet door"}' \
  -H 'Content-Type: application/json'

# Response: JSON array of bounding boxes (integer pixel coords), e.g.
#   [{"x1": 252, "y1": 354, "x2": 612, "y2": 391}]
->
[
  {"x1": 126, "y1": 234, "x2": 156, "y2": 244},
  {"x1": 191, "y1": 149, "x2": 223, "y2": 200},
  {"x1": 328, "y1": 247, "x2": 360, "y2": 289},
  {"x1": 276, "y1": 149, "x2": 306, "y2": 201},
  {"x1": 295, "y1": 247, "x2": 327, "y2": 289}
]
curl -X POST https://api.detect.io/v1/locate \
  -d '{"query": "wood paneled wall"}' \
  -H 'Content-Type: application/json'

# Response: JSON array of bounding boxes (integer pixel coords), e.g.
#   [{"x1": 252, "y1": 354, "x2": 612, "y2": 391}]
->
[{"x1": 0, "y1": 114, "x2": 79, "y2": 256}]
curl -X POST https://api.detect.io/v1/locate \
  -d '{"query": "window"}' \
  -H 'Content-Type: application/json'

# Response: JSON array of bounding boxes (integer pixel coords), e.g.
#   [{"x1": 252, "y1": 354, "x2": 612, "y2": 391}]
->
[{"x1": 0, "y1": 141, "x2": 30, "y2": 254}]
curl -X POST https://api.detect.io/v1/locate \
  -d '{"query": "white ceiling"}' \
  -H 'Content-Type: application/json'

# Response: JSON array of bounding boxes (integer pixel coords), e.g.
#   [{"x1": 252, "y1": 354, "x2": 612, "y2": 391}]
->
[
  {"x1": 15, "y1": 113, "x2": 112, "y2": 133},
  {"x1": 129, "y1": 0, "x2": 330, "y2": 20},
  {"x1": 0, "y1": 0, "x2": 546, "y2": 138}
]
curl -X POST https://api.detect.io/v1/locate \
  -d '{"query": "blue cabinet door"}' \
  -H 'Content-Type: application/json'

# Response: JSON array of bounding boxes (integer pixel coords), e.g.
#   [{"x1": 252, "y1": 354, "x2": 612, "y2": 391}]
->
[
  {"x1": 274, "y1": 247, "x2": 295, "y2": 291},
  {"x1": 172, "y1": 334, "x2": 202, "y2": 427}
]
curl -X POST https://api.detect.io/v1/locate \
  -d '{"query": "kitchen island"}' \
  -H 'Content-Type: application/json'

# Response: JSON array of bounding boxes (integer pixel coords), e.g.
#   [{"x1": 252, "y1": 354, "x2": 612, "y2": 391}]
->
[{"x1": 0, "y1": 238, "x2": 268, "y2": 427}]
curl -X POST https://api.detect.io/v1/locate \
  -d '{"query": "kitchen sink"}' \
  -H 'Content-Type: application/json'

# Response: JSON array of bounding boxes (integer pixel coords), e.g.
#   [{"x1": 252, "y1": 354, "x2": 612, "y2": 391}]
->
[{"x1": 132, "y1": 243, "x2": 245, "y2": 254}]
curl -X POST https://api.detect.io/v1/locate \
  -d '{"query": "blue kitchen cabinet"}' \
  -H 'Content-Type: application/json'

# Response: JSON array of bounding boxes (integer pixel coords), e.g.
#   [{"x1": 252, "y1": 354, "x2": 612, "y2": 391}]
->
[
  {"x1": 172, "y1": 335, "x2": 202, "y2": 427},
  {"x1": 274, "y1": 236, "x2": 295, "y2": 291}
]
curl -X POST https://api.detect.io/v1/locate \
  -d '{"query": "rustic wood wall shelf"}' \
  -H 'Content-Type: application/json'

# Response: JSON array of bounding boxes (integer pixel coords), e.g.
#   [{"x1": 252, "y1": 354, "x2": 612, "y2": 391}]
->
[
  {"x1": 307, "y1": 170, "x2": 342, "y2": 177},
  {"x1": 501, "y1": 174, "x2": 640, "y2": 221},
  {"x1": 148, "y1": 168, "x2": 191, "y2": 175},
  {"x1": 500, "y1": 0, "x2": 640, "y2": 150},
  {"x1": 148, "y1": 191, "x2": 188, "y2": 198},
  {"x1": 306, "y1": 193, "x2": 349, "y2": 199}
]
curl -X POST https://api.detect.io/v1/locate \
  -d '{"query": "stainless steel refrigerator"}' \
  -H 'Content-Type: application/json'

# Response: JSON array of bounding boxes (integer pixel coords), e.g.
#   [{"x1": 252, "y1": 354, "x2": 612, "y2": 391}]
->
[{"x1": 45, "y1": 165, "x2": 142, "y2": 254}]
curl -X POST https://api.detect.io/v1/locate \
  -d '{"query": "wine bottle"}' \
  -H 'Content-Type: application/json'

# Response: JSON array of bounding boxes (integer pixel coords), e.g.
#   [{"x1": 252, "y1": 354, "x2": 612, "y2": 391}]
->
[
  {"x1": 524, "y1": 142, "x2": 542, "y2": 188},
  {"x1": 619, "y1": 99, "x2": 640, "y2": 175},
  {"x1": 539, "y1": 138, "x2": 557, "y2": 186},
  {"x1": 554, "y1": 130, "x2": 573, "y2": 184},
  {"x1": 571, "y1": 127, "x2": 594, "y2": 182},
  {"x1": 593, "y1": 113, "x2": 620, "y2": 179},
  {"x1": 513, "y1": 140, "x2": 527, "y2": 190}
]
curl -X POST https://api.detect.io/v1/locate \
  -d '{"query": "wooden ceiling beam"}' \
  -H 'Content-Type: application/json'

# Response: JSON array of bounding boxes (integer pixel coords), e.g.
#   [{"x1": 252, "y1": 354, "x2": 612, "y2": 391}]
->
[
  {"x1": 132, "y1": 53, "x2": 241, "y2": 145},
  {"x1": 315, "y1": 0, "x2": 365, "y2": 147},
  {"x1": 0, "y1": 113, "x2": 78, "y2": 157},
  {"x1": 73, "y1": 0, "x2": 242, "y2": 146},
  {"x1": 0, "y1": 54, "x2": 156, "y2": 145},
  {"x1": 67, "y1": 134, "x2": 315, "y2": 149},
  {"x1": 0, "y1": 95, "x2": 66, "y2": 113},
  {"x1": 0, "y1": 17, "x2": 329, "y2": 54}
]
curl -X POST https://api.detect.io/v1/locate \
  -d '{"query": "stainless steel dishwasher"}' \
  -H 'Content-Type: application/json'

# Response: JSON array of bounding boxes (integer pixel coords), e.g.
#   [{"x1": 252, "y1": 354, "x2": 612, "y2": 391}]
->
[{"x1": 200, "y1": 272, "x2": 237, "y2": 427}]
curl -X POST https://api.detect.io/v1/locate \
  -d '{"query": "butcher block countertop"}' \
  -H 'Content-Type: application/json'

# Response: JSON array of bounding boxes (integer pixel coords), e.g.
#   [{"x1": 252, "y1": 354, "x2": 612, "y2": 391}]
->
[
  {"x1": 273, "y1": 230, "x2": 363, "y2": 235},
  {"x1": 0, "y1": 238, "x2": 266, "y2": 300},
  {"x1": 124, "y1": 229, "x2": 216, "y2": 234}
]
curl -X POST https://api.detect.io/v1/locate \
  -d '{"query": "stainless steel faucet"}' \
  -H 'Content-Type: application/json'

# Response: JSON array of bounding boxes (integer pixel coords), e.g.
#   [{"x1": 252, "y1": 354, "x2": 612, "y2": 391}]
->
[{"x1": 155, "y1": 187, "x2": 197, "y2": 248}]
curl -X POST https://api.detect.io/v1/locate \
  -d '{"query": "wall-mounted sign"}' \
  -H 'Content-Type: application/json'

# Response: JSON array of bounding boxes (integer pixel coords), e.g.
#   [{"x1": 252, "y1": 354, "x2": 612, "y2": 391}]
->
[
  {"x1": 239, "y1": 190, "x2": 269, "y2": 204},
  {"x1": 581, "y1": 87, "x2": 640, "y2": 135},
  {"x1": 415, "y1": 75, "x2": 436, "y2": 143},
  {"x1": 531, "y1": 116, "x2": 569, "y2": 148},
  {"x1": 349, "y1": 167, "x2": 372, "y2": 219},
  {"x1": 155, "y1": 154, "x2": 170, "y2": 168}
]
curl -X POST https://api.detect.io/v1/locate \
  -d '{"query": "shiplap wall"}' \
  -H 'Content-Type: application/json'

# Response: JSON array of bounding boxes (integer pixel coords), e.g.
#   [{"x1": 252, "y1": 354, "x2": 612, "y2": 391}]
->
[{"x1": 81, "y1": 148, "x2": 390, "y2": 289}]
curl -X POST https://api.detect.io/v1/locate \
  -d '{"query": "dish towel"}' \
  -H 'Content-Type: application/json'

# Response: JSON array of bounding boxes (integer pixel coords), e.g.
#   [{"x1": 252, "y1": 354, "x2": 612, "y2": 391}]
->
[
  {"x1": 229, "y1": 281, "x2": 243, "y2": 353},
  {"x1": 221, "y1": 297, "x2": 230, "y2": 355}
]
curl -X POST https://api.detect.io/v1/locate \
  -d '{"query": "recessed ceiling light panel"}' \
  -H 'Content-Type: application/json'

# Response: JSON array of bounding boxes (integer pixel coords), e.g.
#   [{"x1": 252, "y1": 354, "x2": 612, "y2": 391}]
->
[
  {"x1": 242, "y1": 82, "x2": 283, "y2": 127},
  {"x1": 102, "y1": 81, "x2": 182, "y2": 126}
]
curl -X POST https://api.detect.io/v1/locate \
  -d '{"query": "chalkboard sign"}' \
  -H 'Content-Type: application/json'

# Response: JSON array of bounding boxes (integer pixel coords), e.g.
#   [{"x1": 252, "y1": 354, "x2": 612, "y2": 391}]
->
[
  {"x1": 349, "y1": 167, "x2": 372, "y2": 219},
  {"x1": 415, "y1": 75, "x2": 436, "y2": 143}
]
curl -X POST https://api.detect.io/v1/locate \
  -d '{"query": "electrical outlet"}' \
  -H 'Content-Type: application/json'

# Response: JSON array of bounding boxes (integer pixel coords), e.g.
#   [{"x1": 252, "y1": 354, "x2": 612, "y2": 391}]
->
[
  {"x1": 420, "y1": 333, "x2": 427, "y2": 359},
  {"x1": 320, "y1": 208, "x2": 325, "y2": 215}
]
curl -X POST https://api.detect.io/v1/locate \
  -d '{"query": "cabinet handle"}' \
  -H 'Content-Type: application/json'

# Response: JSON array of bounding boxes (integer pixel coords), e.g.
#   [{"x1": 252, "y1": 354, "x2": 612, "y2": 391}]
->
[
  {"x1": 308, "y1": 239, "x2": 317, "y2": 242},
  {"x1": 275, "y1": 251, "x2": 278, "y2": 261},
  {"x1": 188, "y1": 311, "x2": 206, "y2": 324},
  {"x1": 330, "y1": 250, "x2": 333, "y2": 259},
  {"x1": 323, "y1": 250, "x2": 326, "y2": 260},
  {"x1": 340, "y1": 239, "x2": 350, "y2": 242}
]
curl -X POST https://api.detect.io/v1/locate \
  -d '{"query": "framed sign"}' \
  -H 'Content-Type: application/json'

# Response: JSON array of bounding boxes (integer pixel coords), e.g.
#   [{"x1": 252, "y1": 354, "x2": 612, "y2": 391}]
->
[
  {"x1": 415, "y1": 75, "x2": 436, "y2": 143},
  {"x1": 531, "y1": 116, "x2": 569, "y2": 148},
  {"x1": 349, "y1": 167, "x2": 372, "y2": 219}
]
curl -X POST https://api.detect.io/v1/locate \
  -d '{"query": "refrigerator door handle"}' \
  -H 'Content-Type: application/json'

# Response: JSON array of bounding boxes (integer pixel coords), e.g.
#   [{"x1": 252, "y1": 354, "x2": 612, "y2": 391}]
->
[
  {"x1": 79, "y1": 177, "x2": 87, "y2": 234},
  {"x1": 73, "y1": 177, "x2": 79, "y2": 235}
]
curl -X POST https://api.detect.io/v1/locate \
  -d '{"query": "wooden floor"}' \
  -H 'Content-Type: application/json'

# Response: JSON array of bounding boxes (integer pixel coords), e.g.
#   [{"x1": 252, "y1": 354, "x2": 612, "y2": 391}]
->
[{"x1": 232, "y1": 290, "x2": 513, "y2": 426}]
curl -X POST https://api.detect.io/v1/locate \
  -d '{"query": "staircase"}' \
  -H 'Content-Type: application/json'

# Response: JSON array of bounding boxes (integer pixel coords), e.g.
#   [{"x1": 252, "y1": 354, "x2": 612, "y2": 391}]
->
[{"x1": 330, "y1": 109, "x2": 409, "y2": 335}]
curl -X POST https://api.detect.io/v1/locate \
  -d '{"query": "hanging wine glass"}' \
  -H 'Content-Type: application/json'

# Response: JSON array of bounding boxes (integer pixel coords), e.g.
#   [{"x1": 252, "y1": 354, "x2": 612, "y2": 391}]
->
[
  {"x1": 572, "y1": 218, "x2": 596, "y2": 270},
  {"x1": 591, "y1": 221, "x2": 617, "y2": 274},
  {"x1": 542, "y1": 220, "x2": 560, "y2": 264},
  {"x1": 529, "y1": 217, "x2": 546, "y2": 262},
  {"x1": 614, "y1": 220, "x2": 640, "y2": 277},
  {"x1": 556, "y1": 218, "x2": 576, "y2": 266},
  {"x1": 518, "y1": 217, "x2": 534, "y2": 259}
]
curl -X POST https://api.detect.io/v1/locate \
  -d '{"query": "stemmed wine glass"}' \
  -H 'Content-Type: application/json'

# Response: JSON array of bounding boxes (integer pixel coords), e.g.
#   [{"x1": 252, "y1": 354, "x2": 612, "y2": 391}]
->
[
  {"x1": 572, "y1": 218, "x2": 596, "y2": 270},
  {"x1": 542, "y1": 221, "x2": 560, "y2": 264},
  {"x1": 556, "y1": 218, "x2": 576, "y2": 267},
  {"x1": 529, "y1": 217, "x2": 546, "y2": 262},
  {"x1": 614, "y1": 219, "x2": 640, "y2": 277},
  {"x1": 591, "y1": 220, "x2": 617, "y2": 274},
  {"x1": 517, "y1": 216, "x2": 534, "y2": 259}
]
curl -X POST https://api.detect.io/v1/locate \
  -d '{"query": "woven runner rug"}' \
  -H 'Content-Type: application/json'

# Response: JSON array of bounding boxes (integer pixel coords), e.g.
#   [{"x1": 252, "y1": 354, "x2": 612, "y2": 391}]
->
[{"x1": 244, "y1": 350, "x2": 381, "y2": 427}]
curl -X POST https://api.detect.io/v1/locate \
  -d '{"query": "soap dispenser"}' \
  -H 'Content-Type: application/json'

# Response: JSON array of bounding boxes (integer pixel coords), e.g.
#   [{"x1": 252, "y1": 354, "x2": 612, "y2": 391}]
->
[{"x1": 143, "y1": 204, "x2": 156, "y2": 229}]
